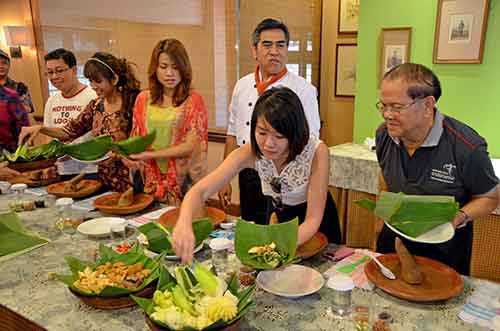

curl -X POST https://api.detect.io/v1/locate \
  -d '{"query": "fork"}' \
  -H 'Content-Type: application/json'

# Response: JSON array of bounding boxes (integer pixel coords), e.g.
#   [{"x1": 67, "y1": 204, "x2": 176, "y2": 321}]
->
[{"x1": 371, "y1": 255, "x2": 396, "y2": 280}]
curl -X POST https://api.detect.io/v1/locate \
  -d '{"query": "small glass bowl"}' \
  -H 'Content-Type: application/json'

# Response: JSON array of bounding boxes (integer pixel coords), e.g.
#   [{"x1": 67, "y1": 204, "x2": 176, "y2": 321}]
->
[{"x1": 239, "y1": 265, "x2": 257, "y2": 286}]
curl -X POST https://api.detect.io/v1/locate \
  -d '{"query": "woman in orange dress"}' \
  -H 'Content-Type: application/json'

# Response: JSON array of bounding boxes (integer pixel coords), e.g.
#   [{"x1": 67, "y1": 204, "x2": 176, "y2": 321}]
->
[{"x1": 125, "y1": 39, "x2": 208, "y2": 205}]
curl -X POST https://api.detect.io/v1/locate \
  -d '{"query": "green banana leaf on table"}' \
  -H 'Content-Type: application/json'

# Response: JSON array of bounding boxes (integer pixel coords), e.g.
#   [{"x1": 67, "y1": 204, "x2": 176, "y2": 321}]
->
[
  {"x1": 0, "y1": 211, "x2": 49, "y2": 262},
  {"x1": 137, "y1": 218, "x2": 213, "y2": 255},
  {"x1": 355, "y1": 191, "x2": 459, "y2": 238},
  {"x1": 54, "y1": 243, "x2": 163, "y2": 297},
  {"x1": 0, "y1": 140, "x2": 64, "y2": 163},
  {"x1": 235, "y1": 218, "x2": 299, "y2": 270}
]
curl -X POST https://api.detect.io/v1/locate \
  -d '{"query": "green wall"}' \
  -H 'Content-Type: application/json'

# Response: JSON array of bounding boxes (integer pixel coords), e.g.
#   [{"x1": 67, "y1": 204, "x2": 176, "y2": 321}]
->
[{"x1": 354, "y1": 0, "x2": 500, "y2": 157}]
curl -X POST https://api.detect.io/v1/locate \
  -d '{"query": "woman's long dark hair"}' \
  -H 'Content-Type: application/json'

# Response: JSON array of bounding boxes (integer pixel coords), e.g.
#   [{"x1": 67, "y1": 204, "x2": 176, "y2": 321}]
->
[{"x1": 84, "y1": 52, "x2": 141, "y2": 132}]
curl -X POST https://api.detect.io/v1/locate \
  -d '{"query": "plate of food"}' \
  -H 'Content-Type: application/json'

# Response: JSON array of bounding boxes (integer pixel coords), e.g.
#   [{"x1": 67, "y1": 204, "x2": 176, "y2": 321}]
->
[
  {"x1": 256, "y1": 264, "x2": 324, "y2": 298},
  {"x1": 364, "y1": 238, "x2": 463, "y2": 302},
  {"x1": 94, "y1": 188, "x2": 154, "y2": 215},
  {"x1": 77, "y1": 217, "x2": 126, "y2": 237},
  {"x1": 54, "y1": 243, "x2": 162, "y2": 309},
  {"x1": 235, "y1": 218, "x2": 299, "y2": 270},
  {"x1": 47, "y1": 173, "x2": 102, "y2": 198},
  {"x1": 137, "y1": 219, "x2": 213, "y2": 259},
  {"x1": 133, "y1": 264, "x2": 255, "y2": 331},
  {"x1": 137, "y1": 233, "x2": 204, "y2": 260}
]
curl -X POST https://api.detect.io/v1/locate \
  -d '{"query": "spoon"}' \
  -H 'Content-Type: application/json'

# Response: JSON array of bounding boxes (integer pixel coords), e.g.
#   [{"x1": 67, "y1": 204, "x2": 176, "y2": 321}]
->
[{"x1": 371, "y1": 255, "x2": 396, "y2": 280}]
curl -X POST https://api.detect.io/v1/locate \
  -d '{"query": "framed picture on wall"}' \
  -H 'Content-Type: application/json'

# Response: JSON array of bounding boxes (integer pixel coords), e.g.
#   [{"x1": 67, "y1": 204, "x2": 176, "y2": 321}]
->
[
  {"x1": 433, "y1": 0, "x2": 490, "y2": 64},
  {"x1": 335, "y1": 43, "x2": 357, "y2": 97},
  {"x1": 338, "y1": 0, "x2": 360, "y2": 34},
  {"x1": 380, "y1": 27, "x2": 412, "y2": 81}
]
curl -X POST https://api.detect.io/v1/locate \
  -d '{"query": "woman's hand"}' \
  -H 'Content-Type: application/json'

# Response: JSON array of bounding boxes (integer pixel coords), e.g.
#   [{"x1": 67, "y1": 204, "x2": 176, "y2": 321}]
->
[
  {"x1": 18, "y1": 125, "x2": 43, "y2": 146},
  {"x1": 172, "y1": 220, "x2": 196, "y2": 265},
  {"x1": 129, "y1": 151, "x2": 155, "y2": 161},
  {"x1": 120, "y1": 155, "x2": 143, "y2": 170},
  {"x1": 0, "y1": 162, "x2": 20, "y2": 180}
]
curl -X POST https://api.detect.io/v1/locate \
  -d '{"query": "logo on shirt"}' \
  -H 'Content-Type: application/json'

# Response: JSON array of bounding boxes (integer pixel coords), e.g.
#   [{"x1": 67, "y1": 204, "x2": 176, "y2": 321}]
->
[{"x1": 430, "y1": 163, "x2": 456, "y2": 184}]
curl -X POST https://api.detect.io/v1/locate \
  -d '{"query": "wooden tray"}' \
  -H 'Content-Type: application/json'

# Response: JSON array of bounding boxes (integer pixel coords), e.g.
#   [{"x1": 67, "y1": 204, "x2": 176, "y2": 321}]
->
[
  {"x1": 69, "y1": 283, "x2": 155, "y2": 310},
  {"x1": 7, "y1": 158, "x2": 58, "y2": 172},
  {"x1": 0, "y1": 304, "x2": 47, "y2": 331},
  {"x1": 145, "y1": 314, "x2": 241, "y2": 331},
  {"x1": 364, "y1": 253, "x2": 464, "y2": 302},
  {"x1": 47, "y1": 179, "x2": 102, "y2": 198},
  {"x1": 94, "y1": 193, "x2": 154, "y2": 215},
  {"x1": 158, "y1": 206, "x2": 225, "y2": 228},
  {"x1": 9, "y1": 176, "x2": 61, "y2": 188},
  {"x1": 296, "y1": 232, "x2": 328, "y2": 259}
]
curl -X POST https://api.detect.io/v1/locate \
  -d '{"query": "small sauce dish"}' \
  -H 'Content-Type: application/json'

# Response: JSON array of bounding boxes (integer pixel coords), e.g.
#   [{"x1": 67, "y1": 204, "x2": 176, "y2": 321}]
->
[{"x1": 220, "y1": 219, "x2": 237, "y2": 230}]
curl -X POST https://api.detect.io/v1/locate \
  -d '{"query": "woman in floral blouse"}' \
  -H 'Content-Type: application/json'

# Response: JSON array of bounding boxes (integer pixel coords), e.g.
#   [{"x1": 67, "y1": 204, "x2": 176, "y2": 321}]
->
[
  {"x1": 123, "y1": 39, "x2": 208, "y2": 205},
  {"x1": 19, "y1": 52, "x2": 141, "y2": 191}
]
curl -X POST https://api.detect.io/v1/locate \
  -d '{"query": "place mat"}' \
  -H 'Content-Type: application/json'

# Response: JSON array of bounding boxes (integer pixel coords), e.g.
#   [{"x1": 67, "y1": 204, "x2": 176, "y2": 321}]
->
[
  {"x1": 459, "y1": 281, "x2": 500, "y2": 329},
  {"x1": 0, "y1": 212, "x2": 50, "y2": 263},
  {"x1": 128, "y1": 206, "x2": 177, "y2": 227},
  {"x1": 323, "y1": 248, "x2": 377, "y2": 290}
]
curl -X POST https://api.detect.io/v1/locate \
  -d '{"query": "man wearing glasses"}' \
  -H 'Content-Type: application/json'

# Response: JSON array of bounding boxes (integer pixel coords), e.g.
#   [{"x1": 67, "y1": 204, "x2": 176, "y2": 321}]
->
[
  {"x1": 42, "y1": 48, "x2": 97, "y2": 176},
  {"x1": 375, "y1": 63, "x2": 499, "y2": 275},
  {"x1": 0, "y1": 49, "x2": 35, "y2": 114},
  {"x1": 219, "y1": 18, "x2": 320, "y2": 225}
]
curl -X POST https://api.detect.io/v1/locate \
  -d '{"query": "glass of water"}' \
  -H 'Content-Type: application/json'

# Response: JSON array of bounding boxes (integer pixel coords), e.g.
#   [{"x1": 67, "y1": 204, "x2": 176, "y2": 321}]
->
[{"x1": 110, "y1": 223, "x2": 127, "y2": 243}]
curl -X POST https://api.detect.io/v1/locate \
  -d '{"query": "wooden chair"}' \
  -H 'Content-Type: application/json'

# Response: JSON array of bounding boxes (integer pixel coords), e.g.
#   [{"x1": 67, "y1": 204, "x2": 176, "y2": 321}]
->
[{"x1": 470, "y1": 214, "x2": 500, "y2": 283}]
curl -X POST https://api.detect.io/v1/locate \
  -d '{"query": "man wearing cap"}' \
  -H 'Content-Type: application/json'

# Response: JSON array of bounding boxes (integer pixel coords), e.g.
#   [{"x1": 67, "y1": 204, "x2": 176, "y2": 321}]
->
[
  {"x1": 217, "y1": 18, "x2": 321, "y2": 225},
  {"x1": 0, "y1": 49, "x2": 35, "y2": 114}
]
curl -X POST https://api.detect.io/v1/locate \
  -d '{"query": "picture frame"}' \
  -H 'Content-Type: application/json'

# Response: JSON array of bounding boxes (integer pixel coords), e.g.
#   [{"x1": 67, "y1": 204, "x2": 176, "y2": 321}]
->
[
  {"x1": 380, "y1": 27, "x2": 412, "y2": 81},
  {"x1": 334, "y1": 43, "x2": 357, "y2": 97},
  {"x1": 338, "y1": 0, "x2": 360, "y2": 34},
  {"x1": 433, "y1": 0, "x2": 490, "y2": 64}
]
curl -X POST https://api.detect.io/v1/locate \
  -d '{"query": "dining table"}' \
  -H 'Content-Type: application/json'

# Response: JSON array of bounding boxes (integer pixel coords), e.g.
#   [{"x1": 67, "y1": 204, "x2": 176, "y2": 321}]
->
[{"x1": 0, "y1": 192, "x2": 493, "y2": 331}]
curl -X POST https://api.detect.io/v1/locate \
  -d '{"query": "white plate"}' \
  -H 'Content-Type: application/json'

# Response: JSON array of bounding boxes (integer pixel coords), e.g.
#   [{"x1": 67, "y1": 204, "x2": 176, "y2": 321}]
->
[
  {"x1": 385, "y1": 221, "x2": 455, "y2": 244},
  {"x1": 220, "y1": 220, "x2": 237, "y2": 230},
  {"x1": 69, "y1": 154, "x2": 110, "y2": 164},
  {"x1": 256, "y1": 264, "x2": 325, "y2": 298},
  {"x1": 77, "y1": 217, "x2": 126, "y2": 237},
  {"x1": 137, "y1": 233, "x2": 203, "y2": 260}
]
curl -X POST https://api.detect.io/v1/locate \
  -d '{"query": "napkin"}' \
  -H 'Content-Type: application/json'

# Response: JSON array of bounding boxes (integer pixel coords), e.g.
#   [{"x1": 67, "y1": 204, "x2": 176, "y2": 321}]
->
[
  {"x1": 459, "y1": 281, "x2": 500, "y2": 329},
  {"x1": 0, "y1": 211, "x2": 49, "y2": 262},
  {"x1": 128, "y1": 206, "x2": 177, "y2": 227},
  {"x1": 323, "y1": 249, "x2": 378, "y2": 290}
]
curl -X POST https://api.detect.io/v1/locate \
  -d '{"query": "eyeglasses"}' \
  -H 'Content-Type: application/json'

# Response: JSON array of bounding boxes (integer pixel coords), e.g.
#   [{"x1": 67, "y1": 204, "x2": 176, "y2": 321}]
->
[
  {"x1": 270, "y1": 177, "x2": 283, "y2": 211},
  {"x1": 45, "y1": 67, "x2": 71, "y2": 77},
  {"x1": 375, "y1": 97, "x2": 425, "y2": 114}
]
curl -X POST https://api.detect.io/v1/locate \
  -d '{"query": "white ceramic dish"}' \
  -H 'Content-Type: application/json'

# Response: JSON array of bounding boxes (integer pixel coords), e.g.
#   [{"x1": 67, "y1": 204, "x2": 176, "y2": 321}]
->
[
  {"x1": 137, "y1": 233, "x2": 203, "y2": 260},
  {"x1": 385, "y1": 221, "x2": 454, "y2": 244},
  {"x1": 69, "y1": 154, "x2": 110, "y2": 164},
  {"x1": 77, "y1": 217, "x2": 126, "y2": 237},
  {"x1": 220, "y1": 220, "x2": 237, "y2": 230},
  {"x1": 256, "y1": 264, "x2": 325, "y2": 298}
]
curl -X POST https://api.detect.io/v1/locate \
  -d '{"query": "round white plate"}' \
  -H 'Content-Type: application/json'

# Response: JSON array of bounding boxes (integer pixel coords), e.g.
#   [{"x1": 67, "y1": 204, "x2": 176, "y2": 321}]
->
[
  {"x1": 77, "y1": 217, "x2": 126, "y2": 237},
  {"x1": 69, "y1": 154, "x2": 110, "y2": 164},
  {"x1": 385, "y1": 221, "x2": 455, "y2": 244},
  {"x1": 137, "y1": 233, "x2": 203, "y2": 260},
  {"x1": 256, "y1": 264, "x2": 325, "y2": 298}
]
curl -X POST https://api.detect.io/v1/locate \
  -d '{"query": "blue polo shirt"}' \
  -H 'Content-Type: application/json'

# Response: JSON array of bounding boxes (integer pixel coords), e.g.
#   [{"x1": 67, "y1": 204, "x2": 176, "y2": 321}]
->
[{"x1": 375, "y1": 109, "x2": 498, "y2": 275}]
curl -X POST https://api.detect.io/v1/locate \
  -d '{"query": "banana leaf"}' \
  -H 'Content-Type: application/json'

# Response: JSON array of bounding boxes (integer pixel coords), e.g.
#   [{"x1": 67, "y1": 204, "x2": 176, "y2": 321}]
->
[
  {"x1": 132, "y1": 265, "x2": 255, "y2": 331},
  {"x1": 235, "y1": 218, "x2": 298, "y2": 270},
  {"x1": 355, "y1": 192, "x2": 459, "y2": 238},
  {"x1": 61, "y1": 135, "x2": 113, "y2": 161},
  {"x1": 54, "y1": 243, "x2": 163, "y2": 297},
  {"x1": 110, "y1": 130, "x2": 156, "y2": 156},
  {"x1": 3, "y1": 140, "x2": 64, "y2": 163},
  {"x1": 138, "y1": 218, "x2": 213, "y2": 254},
  {"x1": 0, "y1": 212, "x2": 49, "y2": 261}
]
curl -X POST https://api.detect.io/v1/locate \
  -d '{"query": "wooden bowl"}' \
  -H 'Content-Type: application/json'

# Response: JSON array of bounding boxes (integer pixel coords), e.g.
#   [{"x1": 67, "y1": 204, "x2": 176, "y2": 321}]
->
[
  {"x1": 7, "y1": 158, "x2": 58, "y2": 172},
  {"x1": 69, "y1": 283, "x2": 155, "y2": 310},
  {"x1": 145, "y1": 314, "x2": 242, "y2": 331},
  {"x1": 158, "y1": 206, "x2": 225, "y2": 228},
  {"x1": 94, "y1": 193, "x2": 154, "y2": 215},
  {"x1": 364, "y1": 253, "x2": 464, "y2": 302},
  {"x1": 47, "y1": 179, "x2": 102, "y2": 198},
  {"x1": 296, "y1": 232, "x2": 328, "y2": 259}
]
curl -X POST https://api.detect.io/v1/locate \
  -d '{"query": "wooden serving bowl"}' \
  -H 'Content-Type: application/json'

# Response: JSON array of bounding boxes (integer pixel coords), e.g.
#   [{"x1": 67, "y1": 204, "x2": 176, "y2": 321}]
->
[
  {"x1": 364, "y1": 253, "x2": 464, "y2": 302},
  {"x1": 145, "y1": 314, "x2": 242, "y2": 331},
  {"x1": 47, "y1": 179, "x2": 102, "y2": 198},
  {"x1": 94, "y1": 193, "x2": 154, "y2": 215},
  {"x1": 69, "y1": 283, "x2": 155, "y2": 310},
  {"x1": 7, "y1": 158, "x2": 58, "y2": 172},
  {"x1": 158, "y1": 206, "x2": 225, "y2": 228},
  {"x1": 296, "y1": 232, "x2": 328, "y2": 259}
]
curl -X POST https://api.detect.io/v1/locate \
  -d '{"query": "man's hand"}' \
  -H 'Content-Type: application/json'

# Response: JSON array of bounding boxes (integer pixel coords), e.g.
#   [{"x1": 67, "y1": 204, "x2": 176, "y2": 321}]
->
[
  {"x1": 451, "y1": 210, "x2": 469, "y2": 229},
  {"x1": 18, "y1": 125, "x2": 42, "y2": 146},
  {"x1": 0, "y1": 161, "x2": 21, "y2": 180},
  {"x1": 218, "y1": 183, "x2": 232, "y2": 210}
]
